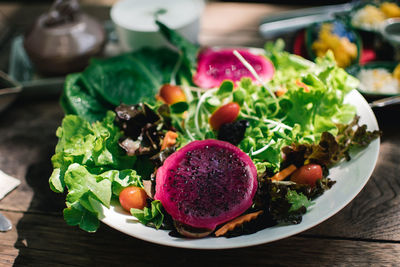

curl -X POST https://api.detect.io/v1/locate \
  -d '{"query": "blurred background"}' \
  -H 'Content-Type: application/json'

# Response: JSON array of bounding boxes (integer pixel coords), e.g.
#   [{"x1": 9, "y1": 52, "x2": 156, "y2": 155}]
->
[{"x1": 0, "y1": 0, "x2": 352, "y2": 5}]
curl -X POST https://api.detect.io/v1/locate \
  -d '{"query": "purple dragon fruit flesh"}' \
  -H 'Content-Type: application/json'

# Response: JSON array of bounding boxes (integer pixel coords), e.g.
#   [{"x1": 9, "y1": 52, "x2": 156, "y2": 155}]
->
[
  {"x1": 155, "y1": 139, "x2": 258, "y2": 232},
  {"x1": 193, "y1": 48, "x2": 275, "y2": 89}
]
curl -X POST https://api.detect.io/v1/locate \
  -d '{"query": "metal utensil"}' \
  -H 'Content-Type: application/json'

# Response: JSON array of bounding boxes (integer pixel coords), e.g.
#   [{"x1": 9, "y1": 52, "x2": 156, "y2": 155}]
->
[
  {"x1": 0, "y1": 212, "x2": 12, "y2": 232},
  {"x1": 369, "y1": 95, "x2": 400, "y2": 108},
  {"x1": 259, "y1": 3, "x2": 353, "y2": 38}
]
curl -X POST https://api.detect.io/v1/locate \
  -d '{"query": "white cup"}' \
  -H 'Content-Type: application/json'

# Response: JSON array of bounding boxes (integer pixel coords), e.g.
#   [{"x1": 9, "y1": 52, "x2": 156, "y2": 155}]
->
[{"x1": 110, "y1": 0, "x2": 205, "y2": 52}]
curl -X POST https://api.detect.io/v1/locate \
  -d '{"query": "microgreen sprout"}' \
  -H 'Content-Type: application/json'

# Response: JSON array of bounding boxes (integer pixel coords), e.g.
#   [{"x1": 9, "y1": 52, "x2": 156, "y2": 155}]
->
[
  {"x1": 195, "y1": 88, "x2": 218, "y2": 137},
  {"x1": 251, "y1": 139, "x2": 276, "y2": 156},
  {"x1": 233, "y1": 50, "x2": 281, "y2": 116},
  {"x1": 169, "y1": 55, "x2": 182, "y2": 85},
  {"x1": 240, "y1": 113, "x2": 293, "y2": 131}
]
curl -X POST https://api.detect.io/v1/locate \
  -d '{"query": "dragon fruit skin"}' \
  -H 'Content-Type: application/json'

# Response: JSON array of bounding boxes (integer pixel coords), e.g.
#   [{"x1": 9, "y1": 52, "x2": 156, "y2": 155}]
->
[
  {"x1": 155, "y1": 139, "x2": 258, "y2": 230},
  {"x1": 193, "y1": 48, "x2": 275, "y2": 89}
]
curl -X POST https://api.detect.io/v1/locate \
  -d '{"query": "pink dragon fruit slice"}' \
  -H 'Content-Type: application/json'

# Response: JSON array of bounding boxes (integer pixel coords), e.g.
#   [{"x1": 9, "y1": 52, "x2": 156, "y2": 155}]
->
[
  {"x1": 155, "y1": 139, "x2": 258, "y2": 231},
  {"x1": 193, "y1": 48, "x2": 275, "y2": 89}
]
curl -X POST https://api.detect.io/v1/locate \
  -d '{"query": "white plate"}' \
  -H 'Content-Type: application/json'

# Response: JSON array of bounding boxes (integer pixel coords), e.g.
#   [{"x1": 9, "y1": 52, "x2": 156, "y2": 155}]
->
[{"x1": 100, "y1": 89, "x2": 380, "y2": 249}]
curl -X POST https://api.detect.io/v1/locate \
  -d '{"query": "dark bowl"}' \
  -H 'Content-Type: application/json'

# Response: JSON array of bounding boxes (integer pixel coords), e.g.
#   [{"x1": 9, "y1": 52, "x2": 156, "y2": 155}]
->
[
  {"x1": 346, "y1": 61, "x2": 399, "y2": 97},
  {"x1": 348, "y1": 1, "x2": 400, "y2": 46},
  {"x1": 349, "y1": 1, "x2": 400, "y2": 31},
  {"x1": 349, "y1": 2, "x2": 381, "y2": 33}
]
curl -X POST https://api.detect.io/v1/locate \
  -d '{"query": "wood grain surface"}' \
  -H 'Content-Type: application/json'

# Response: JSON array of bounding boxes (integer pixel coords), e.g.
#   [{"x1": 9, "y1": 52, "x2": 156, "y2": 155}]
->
[{"x1": 0, "y1": 2, "x2": 399, "y2": 267}]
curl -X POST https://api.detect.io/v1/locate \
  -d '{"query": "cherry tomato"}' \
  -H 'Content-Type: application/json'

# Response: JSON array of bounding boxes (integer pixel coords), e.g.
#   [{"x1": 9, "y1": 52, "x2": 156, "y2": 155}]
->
[
  {"x1": 119, "y1": 186, "x2": 147, "y2": 211},
  {"x1": 209, "y1": 102, "x2": 240, "y2": 130},
  {"x1": 159, "y1": 84, "x2": 186, "y2": 105},
  {"x1": 290, "y1": 164, "x2": 323, "y2": 187}
]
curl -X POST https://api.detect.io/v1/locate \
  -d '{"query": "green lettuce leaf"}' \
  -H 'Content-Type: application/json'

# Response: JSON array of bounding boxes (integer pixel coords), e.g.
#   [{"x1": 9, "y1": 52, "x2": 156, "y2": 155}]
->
[
  {"x1": 131, "y1": 200, "x2": 164, "y2": 229},
  {"x1": 49, "y1": 112, "x2": 142, "y2": 232},
  {"x1": 64, "y1": 163, "x2": 112, "y2": 207},
  {"x1": 156, "y1": 20, "x2": 199, "y2": 70},
  {"x1": 64, "y1": 202, "x2": 100, "y2": 232},
  {"x1": 286, "y1": 190, "x2": 313, "y2": 212},
  {"x1": 81, "y1": 48, "x2": 178, "y2": 107},
  {"x1": 63, "y1": 47, "x2": 189, "y2": 123},
  {"x1": 49, "y1": 111, "x2": 136, "y2": 194},
  {"x1": 61, "y1": 164, "x2": 141, "y2": 231},
  {"x1": 61, "y1": 73, "x2": 112, "y2": 122}
]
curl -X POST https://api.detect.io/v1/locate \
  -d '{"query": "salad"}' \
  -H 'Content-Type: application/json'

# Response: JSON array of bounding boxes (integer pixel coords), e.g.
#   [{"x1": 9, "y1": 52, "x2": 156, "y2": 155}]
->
[{"x1": 49, "y1": 22, "x2": 380, "y2": 238}]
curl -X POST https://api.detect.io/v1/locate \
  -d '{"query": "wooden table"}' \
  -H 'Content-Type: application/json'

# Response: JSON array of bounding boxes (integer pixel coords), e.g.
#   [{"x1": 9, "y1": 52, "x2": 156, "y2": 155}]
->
[{"x1": 1, "y1": 2, "x2": 400, "y2": 266}]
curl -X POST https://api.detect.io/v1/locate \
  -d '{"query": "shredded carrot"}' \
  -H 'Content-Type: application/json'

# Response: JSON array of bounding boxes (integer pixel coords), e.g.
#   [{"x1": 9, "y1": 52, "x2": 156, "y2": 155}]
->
[
  {"x1": 215, "y1": 210, "x2": 263, "y2": 237},
  {"x1": 161, "y1": 131, "x2": 178, "y2": 150},
  {"x1": 270, "y1": 164, "x2": 297, "y2": 181},
  {"x1": 296, "y1": 80, "x2": 310, "y2": 92},
  {"x1": 275, "y1": 87, "x2": 287, "y2": 97}
]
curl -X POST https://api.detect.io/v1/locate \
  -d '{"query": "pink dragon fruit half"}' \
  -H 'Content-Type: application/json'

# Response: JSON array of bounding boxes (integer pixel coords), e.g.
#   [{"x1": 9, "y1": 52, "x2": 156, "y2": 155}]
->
[
  {"x1": 193, "y1": 48, "x2": 275, "y2": 89},
  {"x1": 155, "y1": 139, "x2": 258, "y2": 231}
]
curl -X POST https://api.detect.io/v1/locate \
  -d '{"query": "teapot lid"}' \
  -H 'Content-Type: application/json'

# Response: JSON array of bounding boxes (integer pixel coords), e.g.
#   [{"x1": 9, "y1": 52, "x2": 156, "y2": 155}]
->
[{"x1": 42, "y1": 0, "x2": 81, "y2": 27}]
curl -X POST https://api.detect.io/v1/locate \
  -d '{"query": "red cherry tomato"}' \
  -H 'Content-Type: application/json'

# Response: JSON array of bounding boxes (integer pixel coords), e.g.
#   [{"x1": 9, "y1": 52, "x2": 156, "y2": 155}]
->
[
  {"x1": 159, "y1": 84, "x2": 186, "y2": 105},
  {"x1": 209, "y1": 102, "x2": 240, "y2": 130},
  {"x1": 119, "y1": 186, "x2": 147, "y2": 211},
  {"x1": 290, "y1": 164, "x2": 323, "y2": 187}
]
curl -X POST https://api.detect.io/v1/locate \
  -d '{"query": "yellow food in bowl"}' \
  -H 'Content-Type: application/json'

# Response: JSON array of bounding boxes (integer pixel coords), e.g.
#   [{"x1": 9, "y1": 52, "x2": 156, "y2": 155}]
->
[
  {"x1": 311, "y1": 24, "x2": 357, "y2": 68},
  {"x1": 352, "y1": 3, "x2": 400, "y2": 31},
  {"x1": 357, "y1": 67, "x2": 400, "y2": 94},
  {"x1": 393, "y1": 63, "x2": 400, "y2": 82},
  {"x1": 380, "y1": 2, "x2": 400, "y2": 18},
  {"x1": 352, "y1": 5, "x2": 386, "y2": 30}
]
